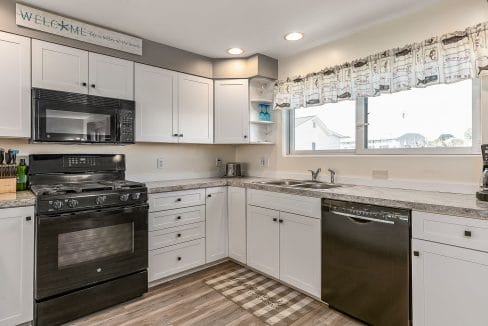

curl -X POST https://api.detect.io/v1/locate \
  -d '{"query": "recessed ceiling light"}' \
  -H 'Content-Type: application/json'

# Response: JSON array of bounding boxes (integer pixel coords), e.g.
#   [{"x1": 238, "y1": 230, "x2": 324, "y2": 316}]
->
[
  {"x1": 227, "y1": 47, "x2": 244, "y2": 55},
  {"x1": 284, "y1": 32, "x2": 304, "y2": 41}
]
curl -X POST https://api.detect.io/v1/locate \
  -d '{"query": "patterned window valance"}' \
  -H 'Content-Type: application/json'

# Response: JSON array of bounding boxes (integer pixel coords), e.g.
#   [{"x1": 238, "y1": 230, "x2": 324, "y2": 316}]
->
[{"x1": 274, "y1": 22, "x2": 488, "y2": 110}]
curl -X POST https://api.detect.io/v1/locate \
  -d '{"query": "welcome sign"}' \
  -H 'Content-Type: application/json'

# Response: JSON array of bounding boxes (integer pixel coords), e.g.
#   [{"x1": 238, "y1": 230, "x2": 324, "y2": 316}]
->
[{"x1": 16, "y1": 3, "x2": 143, "y2": 55}]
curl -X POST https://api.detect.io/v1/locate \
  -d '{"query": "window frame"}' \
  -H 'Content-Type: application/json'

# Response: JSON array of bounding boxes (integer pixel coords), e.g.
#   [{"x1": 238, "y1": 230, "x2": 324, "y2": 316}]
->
[{"x1": 286, "y1": 78, "x2": 482, "y2": 156}]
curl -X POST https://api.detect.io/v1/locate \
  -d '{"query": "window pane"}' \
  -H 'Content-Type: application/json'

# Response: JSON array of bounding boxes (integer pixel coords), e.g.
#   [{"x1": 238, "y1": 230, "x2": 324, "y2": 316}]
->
[
  {"x1": 366, "y1": 80, "x2": 473, "y2": 149},
  {"x1": 294, "y1": 101, "x2": 356, "y2": 151}
]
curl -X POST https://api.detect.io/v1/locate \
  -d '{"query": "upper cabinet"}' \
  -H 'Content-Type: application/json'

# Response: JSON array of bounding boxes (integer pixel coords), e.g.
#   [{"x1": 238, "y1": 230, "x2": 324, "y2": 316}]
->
[
  {"x1": 178, "y1": 74, "x2": 214, "y2": 144},
  {"x1": 32, "y1": 40, "x2": 134, "y2": 100},
  {"x1": 214, "y1": 79, "x2": 249, "y2": 144},
  {"x1": 135, "y1": 63, "x2": 178, "y2": 143},
  {"x1": 0, "y1": 32, "x2": 31, "y2": 138},
  {"x1": 88, "y1": 53, "x2": 134, "y2": 100},
  {"x1": 32, "y1": 40, "x2": 89, "y2": 94}
]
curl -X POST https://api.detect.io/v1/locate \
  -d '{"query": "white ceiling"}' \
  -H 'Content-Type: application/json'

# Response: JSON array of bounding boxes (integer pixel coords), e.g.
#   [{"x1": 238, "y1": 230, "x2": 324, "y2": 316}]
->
[{"x1": 22, "y1": 0, "x2": 441, "y2": 59}]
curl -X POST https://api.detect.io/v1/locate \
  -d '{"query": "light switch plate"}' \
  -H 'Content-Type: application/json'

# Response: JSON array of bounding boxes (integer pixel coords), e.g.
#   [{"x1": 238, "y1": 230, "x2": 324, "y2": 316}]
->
[{"x1": 157, "y1": 157, "x2": 164, "y2": 169}]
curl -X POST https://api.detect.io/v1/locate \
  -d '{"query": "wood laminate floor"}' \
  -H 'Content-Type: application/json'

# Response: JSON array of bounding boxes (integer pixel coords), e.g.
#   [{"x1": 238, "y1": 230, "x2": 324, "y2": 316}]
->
[{"x1": 67, "y1": 261, "x2": 363, "y2": 326}]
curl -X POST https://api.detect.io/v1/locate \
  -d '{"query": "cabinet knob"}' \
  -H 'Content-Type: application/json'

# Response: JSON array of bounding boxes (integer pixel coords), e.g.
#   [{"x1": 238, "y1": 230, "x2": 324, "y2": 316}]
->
[
  {"x1": 207, "y1": 194, "x2": 212, "y2": 198},
  {"x1": 179, "y1": 134, "x2": 184, "y2": 137},
  {"x1": 91, "y1": 84, "x2": 96, "y2": 88},
  {"x1": 176, "y1": 216, "x2": 181, "y2": 220},
  {"x1": 244, "y1": 135, "x2": 248, "y2": 139},
  {"x1": 413, "y1": 251, "x2": 420, "y2": 257},
  {"x1": 176, "y1": 198, "x2": 182, "y2": 202},
  {"x1": 25, "y1": 216, "x2": 31, "y2": 221},
  {"x1": 272, "y1": 218, "x2": 277, "y2": 222},
  {"x1": 173, "y1": 133, "x2": 179, "y2": 137},
  {"x1": 81, "y1": 82, "x2": 87, "y2": 86},
  {"x1": 279, "y1": 219, "x2": 283, "y2": 223},
  {"x1": 177, "y1": 256, "x2": 182, "y2": 261},
  {"x1": 464, "y1": 230, "x2": 472, "y2": 237},
  {"x1": 177, "y1": 233, "x2": 181, "y2": 238}
]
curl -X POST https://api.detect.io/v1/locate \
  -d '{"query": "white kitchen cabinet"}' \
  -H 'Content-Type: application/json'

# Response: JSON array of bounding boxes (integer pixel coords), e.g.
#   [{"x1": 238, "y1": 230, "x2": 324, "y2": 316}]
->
[
  {"x1": 228, "y1": 187, "x2": 247, "y2": 264},
  {"x1": 412, "y1": 239, "x2": 488, "y2": 326},
  {"x1": 214, "y1": 79, "x2": 249, "y2": 144},
  {"x1": 177, "y1": 74, "x2": 214, "y2": 143},
  {"x1": 0, "y1": 206, "x2": 34, "y2": 326},
  {"x1": 206, "y1": 187, "x2": 228, "y2": 263},
  {"x1": 247, "y1": 205, "x2": 280, "y2": 278},
  {"x1": 32, "y1": 40, "x2": 89, "y2": 94},
  {"x1": 0, "y1": 32, "x2": 30, "y2": 138},
  {"x1": 279, "y1": 212, "x2": 321, "y2": 297},
  {"x1": 135, "y1": 63, "x2": 178, "y2": 142},
  {"x1": 88, "y1": 52, "x2": 134, "y2": 100}
]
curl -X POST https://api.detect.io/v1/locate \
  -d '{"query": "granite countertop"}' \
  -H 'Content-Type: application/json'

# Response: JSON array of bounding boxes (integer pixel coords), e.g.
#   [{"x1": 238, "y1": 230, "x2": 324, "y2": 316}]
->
[
  {"x1": 145, "y1": 177, "x2": 488, "y2": 220},
  {"x1": 0, "y1": 191, "x2": 36, "y2": 209}
]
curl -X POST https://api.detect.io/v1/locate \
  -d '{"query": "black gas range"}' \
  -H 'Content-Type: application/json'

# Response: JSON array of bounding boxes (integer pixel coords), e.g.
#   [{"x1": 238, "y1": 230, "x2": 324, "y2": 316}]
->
[{"x1": 29, "y1": 154, "x2": 148, "y2": 326}]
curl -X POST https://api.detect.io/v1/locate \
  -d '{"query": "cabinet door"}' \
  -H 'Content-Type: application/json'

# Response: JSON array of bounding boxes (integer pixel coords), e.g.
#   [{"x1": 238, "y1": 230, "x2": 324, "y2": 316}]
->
[
  {"x1": 32, "y1": 40, "x2": 88, "y2": 94},
  {"x1": 214, "y1": 79, "x2": 249, "y2": 144},
  {"x1": 0, "y1": 207, "x2": 34, "y2": 326},
  {"x1": 88, "y1": 53, "x2": 134, "y2": 100},
  {"x1": 135, "y1": 63, "x2": 178, "y2": 142},
  {"x1": 177, "y1": 74, "x2": 214, "y2": 143},
  {"x1": 228, "y1": 187, "x2": 247, "y2": 264},
  {"x1": 247, "y1": 205, "x2": 279, "y2": 278},
  {"x1": 279, "y1": 212, "x2": 321, "y2": 297},
  {"x1": 206, "y1": 187, "x2": 228, "y2": 263},
  {"x1": 412, "y1": 239, "x2": 488, "y2": 326},
  {"x1": 0, "y1": 32, "x2": 30, "y2": 138}
]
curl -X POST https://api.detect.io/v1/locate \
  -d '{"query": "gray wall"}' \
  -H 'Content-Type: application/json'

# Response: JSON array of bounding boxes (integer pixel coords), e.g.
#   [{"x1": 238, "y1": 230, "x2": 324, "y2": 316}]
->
[{"x1": 0, "y1": 1, "x2": 278, "y2": 79}]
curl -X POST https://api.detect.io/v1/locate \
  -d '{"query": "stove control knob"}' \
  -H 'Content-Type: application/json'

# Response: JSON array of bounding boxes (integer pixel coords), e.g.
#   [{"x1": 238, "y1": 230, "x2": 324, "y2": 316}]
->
[
  {"x1": 120, "y1": 194, "x2": 130, "y2": 202},
  {"x1": 52, "y1": 200, "x2": 64, "y2": 210},
  {"x1": 67, "y1": 199, "x2": 79, "y2": 208},
  {"x1": 95, "y1": 196, "x2": 107, "y2": 205},
  {"x1": 131, "y1": 193, "x2": 141, "y2": 200}
]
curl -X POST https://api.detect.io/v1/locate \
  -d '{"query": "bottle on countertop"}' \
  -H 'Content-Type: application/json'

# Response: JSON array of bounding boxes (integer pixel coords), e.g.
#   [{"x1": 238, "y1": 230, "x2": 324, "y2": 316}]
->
[{"x1": 16, "y1": 158, "x2": 27, "y2": 191}]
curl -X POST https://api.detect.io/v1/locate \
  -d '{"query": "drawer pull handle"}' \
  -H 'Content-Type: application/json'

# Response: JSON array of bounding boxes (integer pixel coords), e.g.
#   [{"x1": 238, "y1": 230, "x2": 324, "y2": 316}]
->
[
  {"x1": 464, "y1": 230, "x2": 472, "y2": 237},
  {"x1": 279, "y1": 219, "x2": 283, "y2": 223},
  {"x1": 177, "y1": 233, "x2": 182, "y2": 237},
  {"x1": 272, "y1": 218, "x2": 277, "y2": 222},
  {"x1": 177, "y1": 256, "x2": 182, "y2": 261},
  {"x1": 176, "y1": 198, "x2": 182, "y2": 202},
  {"x1": 413, "y1": 251, "x2": 420, "y2": 257},
  {"x1": 25, "y1": 216, "x2": 32, "y2": 221},
  {"x1": 176, "y1": 216, "x2": 181, "y2": 220}
]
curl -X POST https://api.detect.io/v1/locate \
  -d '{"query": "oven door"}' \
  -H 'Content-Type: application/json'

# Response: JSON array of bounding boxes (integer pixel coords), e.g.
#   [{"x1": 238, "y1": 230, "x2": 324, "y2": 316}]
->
[
  {"x1": 33, "y1": 99, "x2": 118, "y2": 143},
  {"x1": 35, "y1": 204, "x2": 148, "y2": 300}
]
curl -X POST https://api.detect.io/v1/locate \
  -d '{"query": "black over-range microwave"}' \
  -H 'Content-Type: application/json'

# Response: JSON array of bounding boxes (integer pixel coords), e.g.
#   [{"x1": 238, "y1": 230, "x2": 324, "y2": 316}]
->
[{"x1": 31, "y1": 88, "x2": 135, "y2": 144}]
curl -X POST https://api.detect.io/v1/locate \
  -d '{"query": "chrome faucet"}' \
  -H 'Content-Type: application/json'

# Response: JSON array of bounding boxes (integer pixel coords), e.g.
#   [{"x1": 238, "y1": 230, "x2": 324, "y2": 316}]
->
[
  {"x1": 308, "y1": 168, "x2": 321, "y2": 181},
  {"x1": 328, "y1": 168, "x2": 336, "y2": 184}
]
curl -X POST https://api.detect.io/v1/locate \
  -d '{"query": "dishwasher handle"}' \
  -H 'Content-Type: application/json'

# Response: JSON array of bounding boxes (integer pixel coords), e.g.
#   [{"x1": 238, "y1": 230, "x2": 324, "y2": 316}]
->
[{"x1": 329, "y1": 210, "x2": 395, "y2": 225}]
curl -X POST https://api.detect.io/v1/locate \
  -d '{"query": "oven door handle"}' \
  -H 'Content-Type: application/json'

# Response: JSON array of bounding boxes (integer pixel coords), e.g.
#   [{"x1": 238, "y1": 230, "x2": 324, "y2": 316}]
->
[
  {"x1": 37, "y1": 204, "x2": 149, "y2": 224},
  {"x1": 329, "y1": 210, "x2": 395, "y2": 225}
]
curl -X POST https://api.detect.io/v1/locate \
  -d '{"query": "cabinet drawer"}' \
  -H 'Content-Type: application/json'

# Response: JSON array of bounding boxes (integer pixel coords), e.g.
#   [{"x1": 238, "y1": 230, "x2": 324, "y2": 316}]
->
[
  {"x1": 148, "y1": 239, "x2": 205, "y2": 282},
  {"x1": 149, "y1": 189, "x2": 206, "y2": 212},
  {"x1": 149, "y1": 222, "x2": 205, "y2": 250},
  {"x1": 149, "y1": 205, "x2": 205, "y2": 231},
  {"x1": 413, "y1": 211, "x2": 488, "y2": 252},
  {"x1": 247, "y1": 189, "x2": 321, "y2": 219}
]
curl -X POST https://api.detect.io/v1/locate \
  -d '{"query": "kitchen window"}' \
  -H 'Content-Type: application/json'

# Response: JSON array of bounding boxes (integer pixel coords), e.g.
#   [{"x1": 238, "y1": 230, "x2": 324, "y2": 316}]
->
[{"x1": 287, "y1": 78, "x2": 481, "y2": 155}]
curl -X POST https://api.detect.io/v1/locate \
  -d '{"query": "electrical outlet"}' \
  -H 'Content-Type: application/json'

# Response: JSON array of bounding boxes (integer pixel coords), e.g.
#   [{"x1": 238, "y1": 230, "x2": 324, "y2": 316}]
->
[
  {"x1": 260, "y1": 157, "x2": 269, "y2": 168},
  {"x1": 157, "y1": 157, "x2": 164, "y2": 169},
  {"x1": 215, "y1": 158, "x2": 222, "y2": 167}
]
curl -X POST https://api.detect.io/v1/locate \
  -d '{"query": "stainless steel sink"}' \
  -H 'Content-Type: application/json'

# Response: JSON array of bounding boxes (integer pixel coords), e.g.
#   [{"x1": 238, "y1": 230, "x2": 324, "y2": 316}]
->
[
  {"x1": 292, "y1": 182, "x2": 341, "y2": 189},
  {"x1": 259, "y1": 180, "x2": 304, "y2": 186}
]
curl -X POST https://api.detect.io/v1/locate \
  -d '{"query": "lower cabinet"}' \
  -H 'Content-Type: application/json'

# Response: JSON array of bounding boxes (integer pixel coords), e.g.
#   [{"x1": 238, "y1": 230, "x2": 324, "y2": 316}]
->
[
  {"x1": 247, "y1": 206, "x2": 280, "y2": 278},
  {"x1": 148, "y1": 239, "x2": 205, "y2": 281},
  {"x1": 412, "y1": 239, "x2": 488, "y2": 326},
  {"x1": 228, "y1": 187, "x2": 247, "y2": 264},
  {"x1": 206, "y1": 187, "x2": 228, "y2": 263},
  {"x1": 279, "y1": 212, "x2": 321, "y2": 297},
  {"x1": 247, "y1": 205, "x2": 321, "y2": 296},
  {"x1": 0, "y1": 206, "x2": 34, "y2": 326}
]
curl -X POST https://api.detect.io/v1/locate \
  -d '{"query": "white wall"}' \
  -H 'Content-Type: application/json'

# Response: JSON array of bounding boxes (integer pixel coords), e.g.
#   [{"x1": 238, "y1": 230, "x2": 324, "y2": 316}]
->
[
  {"x1": 236, "y1": 0, "x2": 488, "y2": 191},
  {"x1": 1, "y1": 139, "x2": 236, "y2": 182}
]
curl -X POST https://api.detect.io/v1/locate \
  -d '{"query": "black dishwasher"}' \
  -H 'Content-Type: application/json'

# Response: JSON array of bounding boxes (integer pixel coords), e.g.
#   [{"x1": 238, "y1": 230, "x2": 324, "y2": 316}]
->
[{"x1": 322, "y1": 199, "x2": 411, "y2": 326}]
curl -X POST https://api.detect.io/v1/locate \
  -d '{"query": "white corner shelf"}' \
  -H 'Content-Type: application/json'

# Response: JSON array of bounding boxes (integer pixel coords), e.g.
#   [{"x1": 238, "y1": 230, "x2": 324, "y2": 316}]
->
[{"x1": 250, "y1": 120, "x2": 275, "y2": 125}]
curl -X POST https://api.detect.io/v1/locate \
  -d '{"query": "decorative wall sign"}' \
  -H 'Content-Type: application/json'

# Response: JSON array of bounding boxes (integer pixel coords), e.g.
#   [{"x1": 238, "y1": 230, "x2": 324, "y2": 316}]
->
[{"x1": 16, "y1": 3, "x2": 143, "y2": 55}]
